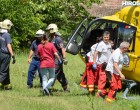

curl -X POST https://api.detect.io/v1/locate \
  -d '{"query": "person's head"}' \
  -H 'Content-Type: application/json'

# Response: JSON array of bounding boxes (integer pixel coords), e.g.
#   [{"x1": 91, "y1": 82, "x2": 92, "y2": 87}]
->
[
  {"x1": 42, "y1": 34, "x2": 49, "y2": 41},
  {"x1": 36, "y1": 29, "x2": 45, "y2": 41},
  {"x1": 41, "y1": 34, "x2": 49, "y2": 45},
  {"x1": 46, "y1": 23, "x2": 58, "y2": 37},
  {"x1": 119, "y1": 41, "x2": 130, "y2": 53},
  {"x1": 102, "y1": 31, "x2": 110, "y2": 43},
  {"x1": 2, "y1": 19, "x2": 13, "y2": 30}
]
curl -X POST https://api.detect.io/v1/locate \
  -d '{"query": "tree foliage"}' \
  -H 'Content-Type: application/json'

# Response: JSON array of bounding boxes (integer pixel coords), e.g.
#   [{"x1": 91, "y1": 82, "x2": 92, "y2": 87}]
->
[{"x1": 0, "y1": 0, "x2": 100, "y2": 49}]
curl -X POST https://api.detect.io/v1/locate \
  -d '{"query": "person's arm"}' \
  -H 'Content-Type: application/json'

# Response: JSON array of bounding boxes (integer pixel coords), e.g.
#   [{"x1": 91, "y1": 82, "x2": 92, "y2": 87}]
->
[
  {"x1": 93, "y1": 50, "x2": 98, "y2": 63},
  {"x1": 7, "y1": 43, "x2": 16, "y2": 64},
  {"x1": 59, "y1": 39, "x2": 68, "y2": 64},
  {"x1": 113, "y1": 62, "x2": 125, "y2": 79},
  {"x1": 56, "y1": 37, "x2": 66, "y2": 59},
  {"x1": 28, "y1": 50, "x2": 34, "y2": 63},
  {"x1": 7, "y1": 43, "x2": 14, "y2": 56},
  {"x1": 61, "y1": 47, "x2": 66, "y2": 59},
  {"x1": 93, "y1": 43, "x2": 101, "y2": 64},
  {"x1": 54, "y1": 52, "x2": 61, "y2": 63}
]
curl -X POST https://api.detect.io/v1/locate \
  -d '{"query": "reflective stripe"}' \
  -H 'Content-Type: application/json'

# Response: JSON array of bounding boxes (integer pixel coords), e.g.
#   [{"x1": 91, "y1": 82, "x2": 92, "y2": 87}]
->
[
  {"x1": 80, "y1": 84, "x2": 87, "y2": 88},
  {"x1": 89, "y1": 88, "x2": 94, "y2": 92},
  {"x1": 3, "y1": 84, "x2": 12, "y2": 87},
  {"x1": 106, "y1": 98, "x2": 115, "y2": 102},
  {"x1": 88, "y1": 85, "x2": 94, "y2": 88}
]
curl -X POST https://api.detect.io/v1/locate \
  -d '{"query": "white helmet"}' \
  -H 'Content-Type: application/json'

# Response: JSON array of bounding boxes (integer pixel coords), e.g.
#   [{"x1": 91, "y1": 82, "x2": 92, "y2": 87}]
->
[
  {"x1": 36, "y1": 29, "x2": 45, "y2": 37},
  {"x1": 46, "y1": 23, "x2": 58, "y2": 33},
  {"x1": 2, "y1": 19, "x2": 13, "y2": 30}
]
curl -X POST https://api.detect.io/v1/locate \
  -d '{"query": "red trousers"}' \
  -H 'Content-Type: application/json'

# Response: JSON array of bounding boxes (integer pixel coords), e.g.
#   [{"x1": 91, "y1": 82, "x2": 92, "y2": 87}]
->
[
  {"x1": 96, "y1": 64, "x2": 106, "y2": 92},
  {"x1": 80, "y1": 62, "x2": 95, "y2": 92},
  {"x1": 100, "y1": 73, "x2": 122, "y2": 101},
  {"x1": 107, "y1": 73, "x2": 122, "y2": 101}
]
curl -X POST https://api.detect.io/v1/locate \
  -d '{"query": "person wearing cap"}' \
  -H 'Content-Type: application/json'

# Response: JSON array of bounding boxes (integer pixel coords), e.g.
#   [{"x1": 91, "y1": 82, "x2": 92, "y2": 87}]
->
[
  {"x1": 27, "y1": 29, "x2": 44, "y2": 88},
  {"x1": 46, "y1": 24, "x2": 69, "y2": 92},
  {"x1": 0, "y1": 19, "x2": 15, "y2": 90},
  {"x1": 37, "y1": 34, "x2": 62, "y2": 95}
]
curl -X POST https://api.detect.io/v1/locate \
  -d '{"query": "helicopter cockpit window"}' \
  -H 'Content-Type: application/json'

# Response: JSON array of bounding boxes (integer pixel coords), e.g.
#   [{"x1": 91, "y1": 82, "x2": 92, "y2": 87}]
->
[
  {"x1": 117, "y1": 25, "x2": 136, "y2": 51},
  {"x1": 74, "y1": 27, "x2": 85, "y2": 46},
  {"x1": 82, "y1": 21, "x2": 118, "y2": 53}
]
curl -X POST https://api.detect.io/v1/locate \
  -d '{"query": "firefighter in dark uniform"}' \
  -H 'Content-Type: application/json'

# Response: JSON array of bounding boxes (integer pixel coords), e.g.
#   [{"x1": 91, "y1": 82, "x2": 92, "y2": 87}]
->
[
  {"x1": 46, "y1": 24, "x2": 69, "y2": 92},
  {"x1": 27, "y1": 29, "x2": 44, "y2": 88},
  {"x1": 0, "y1": 19, "x2": 15, "y2": 90}
]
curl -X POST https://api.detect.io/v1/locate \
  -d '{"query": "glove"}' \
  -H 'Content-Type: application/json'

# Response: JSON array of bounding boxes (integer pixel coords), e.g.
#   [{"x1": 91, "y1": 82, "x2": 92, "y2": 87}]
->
[
  {"x1": 92, "y1": 63, "x2": 97, "y2": 70},
  {"x1": 58, "y1": 60, "x2": 62, "y2": 65},
  {"x1": 63, "y1": 58, "x2": 68, "y2": 65},
  {"x1": 12, "y1": 55, "x2": 16, "y2": 64}
]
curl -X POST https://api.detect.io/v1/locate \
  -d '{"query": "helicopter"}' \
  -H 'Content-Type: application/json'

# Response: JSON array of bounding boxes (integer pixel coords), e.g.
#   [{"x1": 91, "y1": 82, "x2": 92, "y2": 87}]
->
[{"x1": 65, "y1": 5, "x2": 140, "y2": 98}]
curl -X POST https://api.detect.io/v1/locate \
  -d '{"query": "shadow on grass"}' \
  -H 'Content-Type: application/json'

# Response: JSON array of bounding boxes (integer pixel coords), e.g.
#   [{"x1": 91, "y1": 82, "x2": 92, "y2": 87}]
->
[{"x1": 37, "y1": 89, "x2": 89, "y2": 97}]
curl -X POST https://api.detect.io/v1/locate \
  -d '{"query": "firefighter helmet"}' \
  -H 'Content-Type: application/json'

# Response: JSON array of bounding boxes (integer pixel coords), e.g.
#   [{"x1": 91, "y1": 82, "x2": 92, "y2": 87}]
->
[
  {"x1": 2, "y1": 19, "x2": 13, "y2": 30},
  {"x1": 36, "y1": 29, "x2": 45, "y2": 37},
  {"x1": 46, "y1": 23, "x2": 58, "y2": 33}
]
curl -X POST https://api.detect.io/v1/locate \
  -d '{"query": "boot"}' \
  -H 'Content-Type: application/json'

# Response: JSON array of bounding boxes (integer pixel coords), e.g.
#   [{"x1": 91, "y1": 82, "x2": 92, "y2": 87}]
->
[
  {"x1": 63, "y1": 85, "x2": 70, "y2": 92},
  {"x1": 3, "y1": 84, "x2": 12, "y2": 90}
]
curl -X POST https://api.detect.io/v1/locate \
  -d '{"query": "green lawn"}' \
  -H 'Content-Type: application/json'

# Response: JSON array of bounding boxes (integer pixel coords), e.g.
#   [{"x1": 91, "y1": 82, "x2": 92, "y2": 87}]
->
[{"x1": 0, "y1": 52, "x2": 140, "y2": 110}]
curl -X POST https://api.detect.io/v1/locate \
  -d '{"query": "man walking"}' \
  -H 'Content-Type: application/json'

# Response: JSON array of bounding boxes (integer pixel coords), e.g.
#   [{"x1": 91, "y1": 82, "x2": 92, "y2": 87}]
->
[
  {"x1": 27, "y1": 29, "x2": 44, "y2": 88},
  {"x1": 46, "y1": 24, "x2": 69, "y2": 92},
  {"x1": 104, "y1": 41, "x2": 129, "y2": 102},
  {"x1": 93, "y1": 31, "x2": 112, "y2": 96}
]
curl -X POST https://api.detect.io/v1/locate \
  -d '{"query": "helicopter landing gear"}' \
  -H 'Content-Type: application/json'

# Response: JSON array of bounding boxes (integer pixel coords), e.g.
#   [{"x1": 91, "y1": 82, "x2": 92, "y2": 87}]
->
[{"x1": 122, "y1": 79, "x2": 137, "y2": 100}]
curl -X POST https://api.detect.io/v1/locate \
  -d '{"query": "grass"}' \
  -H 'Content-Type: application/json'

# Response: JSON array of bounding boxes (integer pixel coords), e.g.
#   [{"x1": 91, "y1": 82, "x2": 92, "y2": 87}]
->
[{"x1": 0, "y1": 52, "x2": 140, "y2": 110}]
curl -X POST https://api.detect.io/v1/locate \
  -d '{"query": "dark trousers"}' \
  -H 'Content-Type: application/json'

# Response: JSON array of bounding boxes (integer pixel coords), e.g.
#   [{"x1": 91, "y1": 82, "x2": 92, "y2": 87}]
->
[
  {"x1": 0, "y1": 52, "x2": 11, "y2": 85},
  {"x1": 27, "y1": 58, "x2": 42, "y2": 86},
  {"x1": 55, "y1": 59, "x2": 68, "y2": 88}
]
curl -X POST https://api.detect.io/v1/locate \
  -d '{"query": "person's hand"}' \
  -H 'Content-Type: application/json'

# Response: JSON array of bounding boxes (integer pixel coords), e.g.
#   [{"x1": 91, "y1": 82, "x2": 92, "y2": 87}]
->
[
  {"x1": 92, "y1": 63, "x2": 97, "y2": 70},
  {"x1": 120, "y1": 73, "x2": 125, "y2": 80},
  {"x1": 58, "y1": 60, "x2": 62, "y2": 65},
  {"x1": 28, "y1": 58, "x2": 31, "y2": 64},
  {"x1": 63, "y1": 58, "x2": 68, "y2": 65},
  {"x1": 12, "y1": 56, "x2": 16, "y2": 64}
]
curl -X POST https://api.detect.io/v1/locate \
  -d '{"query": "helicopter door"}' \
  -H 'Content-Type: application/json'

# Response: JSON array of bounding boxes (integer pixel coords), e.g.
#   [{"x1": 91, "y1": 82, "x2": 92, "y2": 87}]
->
[
  {"x1": 117, "y1": 24, "x2": 136, "y2": 71},
  {"x1": 65, "y1": 18, "x2": 89, "y2": 55}
]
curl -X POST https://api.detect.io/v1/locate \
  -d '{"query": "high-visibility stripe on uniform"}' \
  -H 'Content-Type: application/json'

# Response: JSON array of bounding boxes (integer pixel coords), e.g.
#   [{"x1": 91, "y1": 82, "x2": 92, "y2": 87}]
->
[
  {"x1": 89, "y1": 88, "x2": 94, "y2": 92},
  {"x1": 88, "y1": 85, "x2": 94, "y2": 88},
  {"x1": 80, "y1": 83, "x2": 87, "y2": 88},
  {"x1": 105, "y1": 97, "x2": 115, "y2": 102}
]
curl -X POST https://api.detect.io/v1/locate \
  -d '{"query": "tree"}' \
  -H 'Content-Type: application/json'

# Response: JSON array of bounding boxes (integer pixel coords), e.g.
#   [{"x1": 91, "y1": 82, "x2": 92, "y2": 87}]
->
[
  {"x1": 0, "y1": 0, "x2": 44, "y2": 49},
  {"x1": 0, "y1": 0, "x2": 100, "y2": 49}
]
